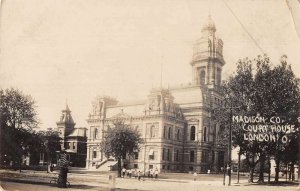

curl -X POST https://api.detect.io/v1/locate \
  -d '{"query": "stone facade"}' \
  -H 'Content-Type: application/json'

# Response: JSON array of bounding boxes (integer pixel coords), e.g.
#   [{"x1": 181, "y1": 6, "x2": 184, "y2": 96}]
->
[{"x1": 86, "y1": 16, "x2": 227, "y2": 173}]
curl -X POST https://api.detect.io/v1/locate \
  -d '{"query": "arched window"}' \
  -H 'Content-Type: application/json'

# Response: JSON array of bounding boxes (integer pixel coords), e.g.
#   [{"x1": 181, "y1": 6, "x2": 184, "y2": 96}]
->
[
  {"x1": 190, "y1": 126, "x2": 195, "y2": 141},
  {"x1": 203, "y1": 126, "x2": 207, "y2": 142},
  {"x1": 163, "y1": 126, "x2": 167, "y2": 138},
  {"x1": 216, "y1": 68, "x2": 221, "y2": 86},
  {"x1": 94, "y1": 128, "x2": 98, "y2": 139},
  {"x1": 168, "y1": 127, "x2": 172, "y2": 140},
  {"x1": 200, "y1": 70, "x2": 206, "y2": 85},
  {"x1": 150, "y1": 125, "x2": 155, "y2": 138},
  {"x1": 177, "y1": 129, "x2": 180, "y2": 140}
]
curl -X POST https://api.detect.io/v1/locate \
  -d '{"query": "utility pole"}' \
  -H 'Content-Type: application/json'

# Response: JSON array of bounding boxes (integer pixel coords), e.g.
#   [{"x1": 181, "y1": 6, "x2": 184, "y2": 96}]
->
[
  {"x1": 228, "y1": 102, "x2": 233, "y2": 186},
  {"x1": 237, "y1": 150, "x2": 241, "y2": 184},
  {"x1": 222, "y1": 95, "x2": 239, "y2": 186},
  {"x1": 213, "y1": 93, "x2": 239, "y2": 186}
]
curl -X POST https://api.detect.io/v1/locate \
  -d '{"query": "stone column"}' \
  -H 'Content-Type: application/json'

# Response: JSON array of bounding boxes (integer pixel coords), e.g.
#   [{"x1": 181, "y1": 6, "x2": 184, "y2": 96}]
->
[
  {"x1": 196, "y1": 148, "x2": 202, "y2": 172},
  {"x1": 214, "y1": 151, "x2": 219, "y2": 172},
  {"x1": 86, "y1": 146, "x2": 90, "y2": 169}
]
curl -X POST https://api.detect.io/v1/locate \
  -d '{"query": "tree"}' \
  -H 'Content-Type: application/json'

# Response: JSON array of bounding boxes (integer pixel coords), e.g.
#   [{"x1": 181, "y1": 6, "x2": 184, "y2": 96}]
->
[
  {"x1": 37, "y1": 130, "x2": 62, "y2": 172},
  {"x1": 216, "y1": 55, "x2": 300, "y2": 183},
  {"x1": 100, "y1": 119, "x2": 143, "y2": 177},
  {"x1": 252, "y1": 55, "x2": 300, "y2": 182},
  {"x1": 0, "y1": 88, "x2": 38, "y2": 129},
  {"x1": 0, "y1": 88, "x2": 38, "y2": 170}
]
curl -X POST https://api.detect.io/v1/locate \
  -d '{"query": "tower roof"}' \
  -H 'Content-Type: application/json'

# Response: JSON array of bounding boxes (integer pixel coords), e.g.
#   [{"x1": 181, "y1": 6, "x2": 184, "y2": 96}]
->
[
  {"x1": 201, "y1": 15, "x2": 216, "y2": 33},
  {"x1": 58, "y1": 104, "x2": 75, "y2": 125},
  {"x1": 63, "y1": 103, "x2": 70, "y2": 112}
]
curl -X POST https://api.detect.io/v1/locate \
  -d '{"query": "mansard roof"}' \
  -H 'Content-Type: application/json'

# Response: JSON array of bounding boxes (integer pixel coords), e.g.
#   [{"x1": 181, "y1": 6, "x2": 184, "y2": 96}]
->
[{"x1": 67, "y1": 127, "x2": 87, "y2": 137}]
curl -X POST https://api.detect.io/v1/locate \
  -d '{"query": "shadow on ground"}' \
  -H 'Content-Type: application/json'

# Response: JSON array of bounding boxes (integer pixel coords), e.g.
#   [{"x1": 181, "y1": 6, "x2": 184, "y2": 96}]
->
[
  {"x1": 0, "y1": 178, "x2": 98, "y2": 190},
  {"x1": 243, "y1": 181, "x2": 299, "y2": 187}
]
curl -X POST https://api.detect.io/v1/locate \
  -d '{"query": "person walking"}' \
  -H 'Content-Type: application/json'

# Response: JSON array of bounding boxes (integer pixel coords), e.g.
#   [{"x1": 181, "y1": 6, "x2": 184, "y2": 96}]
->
[
  {"x1": 150, "y1": 169, "x2": 154, "y2": 179},
  {"x1": 193, "y1": 172, "x2": 197, "y2": 181},
  {"x1": 129, "y1": 169, "x2": 132, "y2": 178},
  {"x1": 137, "y1": 169, "x2": 141, "y2": 181},
  {"x1": 154, "y1": 168, "x2": 159, "y2": 179},
  {"x1": 122, "y1": 167, "x2": 126, "y2": 178}
]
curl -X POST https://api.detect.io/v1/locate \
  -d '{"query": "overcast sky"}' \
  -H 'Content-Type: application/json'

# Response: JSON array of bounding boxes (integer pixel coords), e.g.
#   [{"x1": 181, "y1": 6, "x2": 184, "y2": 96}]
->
[{"x1": 0, "y1": 0, "x2": 299, "y2": 129}]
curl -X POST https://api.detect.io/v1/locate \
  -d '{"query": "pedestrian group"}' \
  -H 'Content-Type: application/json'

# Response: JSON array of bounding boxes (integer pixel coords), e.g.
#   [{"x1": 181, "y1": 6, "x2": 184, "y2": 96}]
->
[{"x1": 121, "y1": 167, "x2": 159, "y2": 181}]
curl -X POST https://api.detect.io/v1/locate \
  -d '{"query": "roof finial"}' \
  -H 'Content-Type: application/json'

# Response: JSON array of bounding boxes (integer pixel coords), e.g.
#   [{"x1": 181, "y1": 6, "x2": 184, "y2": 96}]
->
[
  {"x1": 201, "y1": 14, "x2": 216, "y2": 33},
  {"x1": 66, "y1": 98, "x2": 70, "y2": 111}
]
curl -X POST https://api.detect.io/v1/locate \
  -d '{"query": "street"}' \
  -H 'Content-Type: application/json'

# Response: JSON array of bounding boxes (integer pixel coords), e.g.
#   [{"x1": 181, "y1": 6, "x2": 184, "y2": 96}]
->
[
  {"x1": 0, "y1": 170, "x2": 298, "y2": 191},
  {"x1": 1, "y1": 178, "x2": 299, "y2": 191}
]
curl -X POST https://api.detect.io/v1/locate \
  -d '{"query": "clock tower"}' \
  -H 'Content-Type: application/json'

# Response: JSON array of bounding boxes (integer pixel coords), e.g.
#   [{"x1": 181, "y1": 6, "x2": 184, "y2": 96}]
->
[{"x1": 191, "y1": 15, "x2": 225, "y2": 88}]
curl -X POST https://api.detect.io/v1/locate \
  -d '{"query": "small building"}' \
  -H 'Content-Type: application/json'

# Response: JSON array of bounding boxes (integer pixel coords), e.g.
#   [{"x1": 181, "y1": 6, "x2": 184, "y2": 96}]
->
[{"x1": 56, "y1": 105, "x2": 87, "y2": 167}]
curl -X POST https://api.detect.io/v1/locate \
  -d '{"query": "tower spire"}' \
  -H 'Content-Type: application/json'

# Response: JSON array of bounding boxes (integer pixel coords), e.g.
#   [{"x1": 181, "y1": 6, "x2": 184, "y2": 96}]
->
[
  {"x1": 160, "y1": 55, "x2": 163, "y2": 89},
  {"x1": 66, "y1": 98, "x2": 70, "y2": 111}
]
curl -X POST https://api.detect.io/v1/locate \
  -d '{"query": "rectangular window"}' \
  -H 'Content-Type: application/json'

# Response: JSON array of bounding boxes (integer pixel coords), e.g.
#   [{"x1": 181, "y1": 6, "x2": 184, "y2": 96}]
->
[
  {"x1": 203, "y1": 127, "x2": 207, "y2": 142},
  {"x1": 93, "y1": 151, "x2": 97, "y2": 158},
  {"x1": 73, "y1": 142, "x2": 76, "y2": 149},
  {"x1": 162, "y1": 148, "x2": 165, "y2": 160},
  {"x1": 149, "y1": 154, "x2": 154, "y2": 160},
  {"x1": 190, "y1": 126, "x2": 195, "y2": 141},
  {"x1": 149, "y1": 149, "x2": 154, "y2": 160},
  {"x1": 134, "y1": 152, "x2": 139, "y2": 160},
  {"x1": 190, "y1": 151, "x2": 195, "y2": 162},
  {"x1": 167, "y1": 149, "x2": 170, "y2": 161},
  {"x1": 202, "y1": 151, "x2": 208, "y2": 163},
  {"x1": 134, "y1": 164, "x2": 138, "y2": 168},
  {"x1": 175, "y1": 150, "x2": 179, "y2": 161}
]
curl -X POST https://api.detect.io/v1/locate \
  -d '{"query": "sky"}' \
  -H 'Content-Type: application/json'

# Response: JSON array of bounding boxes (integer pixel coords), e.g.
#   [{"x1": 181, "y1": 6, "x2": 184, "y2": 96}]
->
[{"x1": 0, "y1": 0, "x2": 299, "y2": 130}]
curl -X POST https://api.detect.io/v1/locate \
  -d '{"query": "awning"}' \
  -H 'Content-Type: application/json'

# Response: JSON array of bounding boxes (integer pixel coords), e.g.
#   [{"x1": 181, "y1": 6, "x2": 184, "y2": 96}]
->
[{"x1": 148, "y1": 149, "x2": 154, "y2": 155}]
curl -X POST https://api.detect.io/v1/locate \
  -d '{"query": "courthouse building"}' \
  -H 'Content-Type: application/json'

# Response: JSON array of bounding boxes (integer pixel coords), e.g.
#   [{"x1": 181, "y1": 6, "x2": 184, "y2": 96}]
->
[{"x1": 86, "y1": 16, "x2": 227, "y2": 173}]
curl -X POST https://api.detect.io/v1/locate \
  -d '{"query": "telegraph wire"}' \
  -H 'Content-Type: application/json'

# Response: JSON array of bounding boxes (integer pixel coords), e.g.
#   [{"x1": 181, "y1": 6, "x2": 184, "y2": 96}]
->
[{"x1": 222, "y1": 0, "x2": 265, "y2": 54}]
